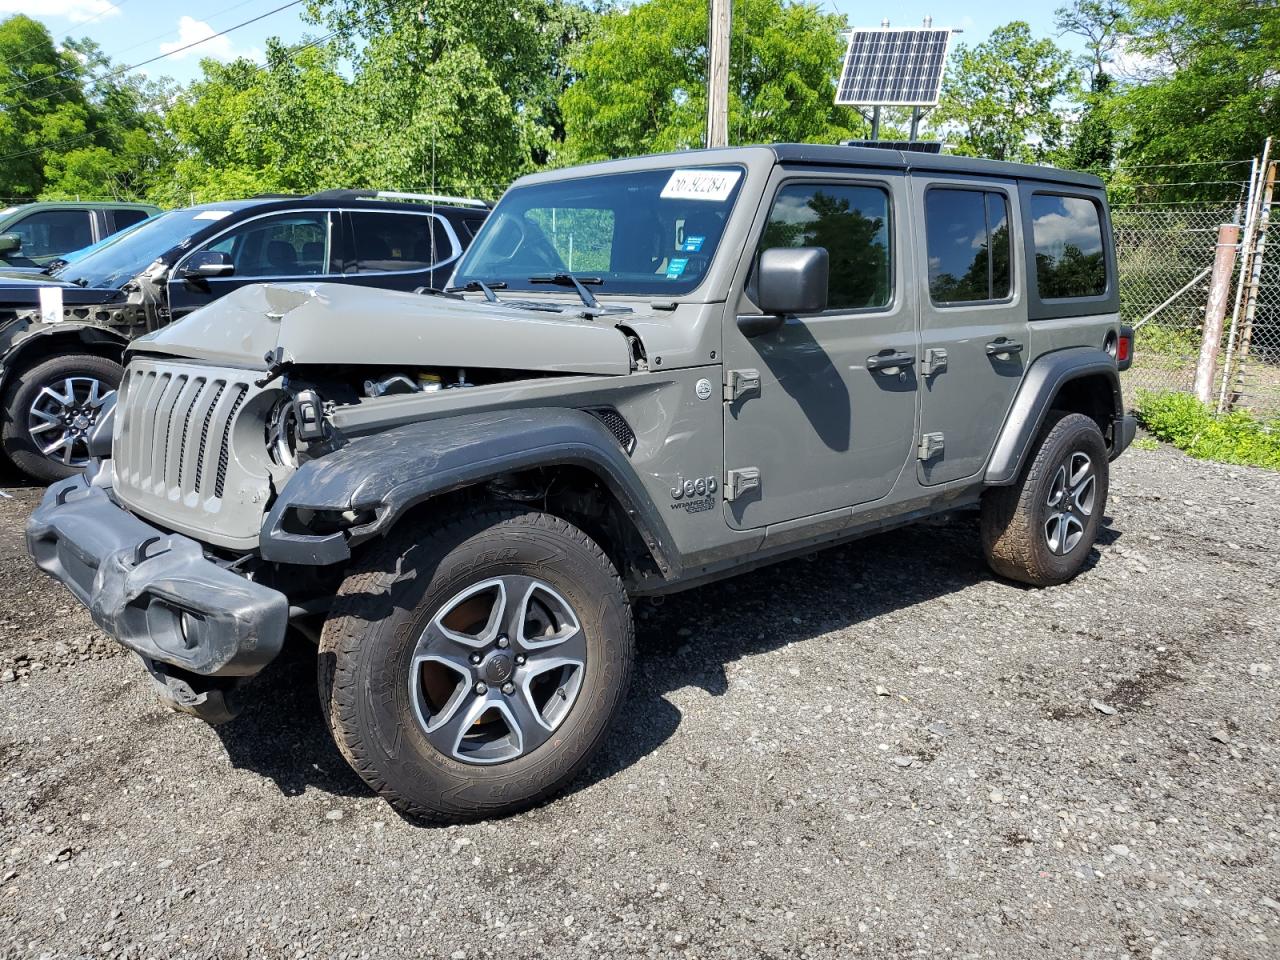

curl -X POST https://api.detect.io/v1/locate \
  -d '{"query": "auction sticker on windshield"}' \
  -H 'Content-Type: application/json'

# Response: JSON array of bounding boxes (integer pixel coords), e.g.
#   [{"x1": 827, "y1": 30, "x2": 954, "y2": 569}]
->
[{"x1": 661, "y1": 169, "x2": 741, "y2": 202}]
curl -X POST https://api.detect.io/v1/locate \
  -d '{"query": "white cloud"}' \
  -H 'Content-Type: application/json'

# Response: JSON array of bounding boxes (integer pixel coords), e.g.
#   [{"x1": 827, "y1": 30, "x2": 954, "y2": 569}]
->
[
  {"x1": 0, "y1": 0, "x2": 120, "y2": 23},
  {"x1": 1033, "y1": 198, "x2": 1103, "y2": 256},
  {"x1": 158, "y1": 16, "x2": 260, "y2": 62}
]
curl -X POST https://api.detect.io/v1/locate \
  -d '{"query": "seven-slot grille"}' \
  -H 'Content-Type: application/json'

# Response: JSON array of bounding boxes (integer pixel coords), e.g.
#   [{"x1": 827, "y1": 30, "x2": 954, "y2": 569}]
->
[{"x1": 114, "y1": 362, "x2": 252, "y2": 504}]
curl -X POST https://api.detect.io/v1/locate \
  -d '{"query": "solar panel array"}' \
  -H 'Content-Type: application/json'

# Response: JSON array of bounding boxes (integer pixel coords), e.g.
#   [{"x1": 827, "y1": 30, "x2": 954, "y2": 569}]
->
[{"x1": 835, "y1": 28, "x2": 953, "y2": 107}]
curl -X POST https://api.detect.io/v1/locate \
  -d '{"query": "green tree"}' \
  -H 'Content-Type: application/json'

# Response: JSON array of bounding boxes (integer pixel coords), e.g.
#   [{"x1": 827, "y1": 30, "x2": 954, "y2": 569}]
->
[
  {"x1": 158, "y1": 40, "x2": 352, "y2": 204},
  {"x1": 559, "y1": 0, "x2": 861, "y2": 163},
  {"x1": 930, "y1": 21, "x2": 1080, "y2": 164},
  {"x1": 1102, "y1": 0, "x2": 1280, "y2": 200},
  {"x1": 0, "y1": 15, "x2": 94, "y2": 199}
]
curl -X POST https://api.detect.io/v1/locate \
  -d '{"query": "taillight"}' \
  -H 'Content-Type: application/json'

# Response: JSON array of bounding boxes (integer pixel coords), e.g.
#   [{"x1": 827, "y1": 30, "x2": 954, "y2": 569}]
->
[{"x1": 1116, "y1": 325, "x2": 1134, "y2": 370}]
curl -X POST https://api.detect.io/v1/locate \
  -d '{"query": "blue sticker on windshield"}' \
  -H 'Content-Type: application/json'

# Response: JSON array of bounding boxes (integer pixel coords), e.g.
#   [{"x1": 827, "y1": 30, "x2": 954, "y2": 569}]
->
[
  {"x1": 681, "y1": 235, "x2": 705, "y2": 253},
  {"x1": 666, "y1": 258, "x2": 689, "y2": 279}
]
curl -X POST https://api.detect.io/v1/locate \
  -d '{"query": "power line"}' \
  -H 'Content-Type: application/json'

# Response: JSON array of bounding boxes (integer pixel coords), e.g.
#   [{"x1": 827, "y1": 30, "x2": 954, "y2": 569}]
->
[{"x1": 2, "y1": 0, "x2": 306, "y2": 108}]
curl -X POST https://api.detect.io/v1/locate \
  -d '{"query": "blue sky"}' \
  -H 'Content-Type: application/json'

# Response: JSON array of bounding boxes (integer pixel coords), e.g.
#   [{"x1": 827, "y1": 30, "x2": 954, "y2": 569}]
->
[{"x1": 8, "y1": 0, "x2": 1086, "y2": 88}]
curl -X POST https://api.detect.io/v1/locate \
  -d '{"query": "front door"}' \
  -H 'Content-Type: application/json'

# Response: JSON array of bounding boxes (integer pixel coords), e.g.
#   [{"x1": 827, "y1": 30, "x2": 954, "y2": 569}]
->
[
  {"x1": 911, "y1": 176, "x2": 1029, "y2": 485},
  {"x1": 722, "y1": 172, "x2": 918, "y2": 530},
  {"x1": 167, "y1": 210, "x2": 336, "y2": 322}
]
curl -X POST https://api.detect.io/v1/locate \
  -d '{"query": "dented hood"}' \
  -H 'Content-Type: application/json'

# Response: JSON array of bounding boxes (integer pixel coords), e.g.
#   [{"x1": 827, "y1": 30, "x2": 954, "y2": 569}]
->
[{"x1": 129, "y1": 282, "x2": 633, "y2": 376}]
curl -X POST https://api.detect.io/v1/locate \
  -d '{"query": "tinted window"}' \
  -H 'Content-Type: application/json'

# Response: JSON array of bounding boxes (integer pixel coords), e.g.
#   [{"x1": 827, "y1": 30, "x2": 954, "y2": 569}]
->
[
  {"x1": 204, "y1": 213, "x2": 329, "y2": 278},
  {"x1": 352, "y1": 212, "x2": 449, "y2": 272},
  {"x1": 1031, "y1": 194, "x2": 1106, "y2": 299},
  {"x1": 760, "y1": 183, "x2": 891, "y2": 310},
  {"x1": 112, "y1": 209, "x2": 151, "y2": 230},
  {"x1": 454, "y1": 167, "x2": 744, "y2": 295},
  {"x1": 8, "y1": 210, "x2": 93, "y2": 259},
  {"x1": 461, "y1": 216, "x2": 487, "y2": 240},
  {"x1": 926, "y1": 189, "x2": 1012, "y2": 304}
]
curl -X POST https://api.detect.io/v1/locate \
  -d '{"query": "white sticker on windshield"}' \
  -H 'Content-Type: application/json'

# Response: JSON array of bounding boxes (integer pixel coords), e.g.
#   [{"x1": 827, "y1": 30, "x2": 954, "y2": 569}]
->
[
  {"x1": 38, "y1": 286, "x2": 63, "y2": 324},
  {"x1": 194, "y1": 210, "x2": 232, "y2": 221},
  {"x1": 660, "y1": 169, "x2": 741, "y2": 202}
]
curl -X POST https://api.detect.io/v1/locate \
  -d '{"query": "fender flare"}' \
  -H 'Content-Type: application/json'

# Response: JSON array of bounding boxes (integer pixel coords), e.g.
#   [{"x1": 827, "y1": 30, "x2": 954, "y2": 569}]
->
[
  {"x1": 984, "y1": 346, "x2": 1123, "y2": 486},
  {"x1": 0, "y1": 322, "x2": 131, "y2": 397},
  {"x1": 259, "y1": 406, "x2": 678, "y2": 575}
]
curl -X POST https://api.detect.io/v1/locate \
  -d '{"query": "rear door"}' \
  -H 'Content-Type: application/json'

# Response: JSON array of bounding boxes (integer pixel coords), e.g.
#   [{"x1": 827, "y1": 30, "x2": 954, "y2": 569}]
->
[
  {"x1": 341, "y1": 209, "x2": 462, "y2": 291},
  {"x1": 911, "y1": 175, "x2": 1028, "y2": 484},
  {"x1": 167, "y1": 210, "x2": 336, "y2": 320}
]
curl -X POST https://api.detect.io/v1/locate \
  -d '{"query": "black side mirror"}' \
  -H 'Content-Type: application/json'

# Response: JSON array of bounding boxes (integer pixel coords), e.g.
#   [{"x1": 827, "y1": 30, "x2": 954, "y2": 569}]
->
[
  {"x1": 0, "y1": 233, "x2": 20, "y2": 254},
  {"x1": 180, "y1": 250, "x2": 234, "y2": 281},
  {"x1": 740, "y1": 247, "x2": 829, "y2": 337}
]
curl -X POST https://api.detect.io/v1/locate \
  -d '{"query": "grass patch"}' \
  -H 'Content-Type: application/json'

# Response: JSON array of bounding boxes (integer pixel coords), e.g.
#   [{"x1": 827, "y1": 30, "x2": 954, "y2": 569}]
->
[
  {"x1": 1132, "y1": 436, "x2": 1159, "y2": 452},
  {"x1": 1136, "y1": 391, "x2": 1280, "y2": 470}
]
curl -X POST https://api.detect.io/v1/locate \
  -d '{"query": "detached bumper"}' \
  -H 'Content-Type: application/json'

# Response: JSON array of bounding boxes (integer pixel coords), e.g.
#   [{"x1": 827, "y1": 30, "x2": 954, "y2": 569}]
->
[
  {"x1": 1113, "y1": 414, "x2": 1137, "y2": 460},
  {"x1": 26, "y1": 474, "x2": 287, "y2": 678}
]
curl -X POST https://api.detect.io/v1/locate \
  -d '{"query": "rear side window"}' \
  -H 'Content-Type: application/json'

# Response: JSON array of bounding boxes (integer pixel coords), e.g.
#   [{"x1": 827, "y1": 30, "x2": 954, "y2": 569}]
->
[
  {"x1": 1030, "y1": 194, "x2": 1107, "y2": 299},
  {"x1": 7, "y1": 209, "x2": 93, "y2": 258},
  {"x1": 112, "y1": 209, "x2": 150, "y2": 230},
  {"x1": 351, "y1": 212, "x2": 451, "y2": 273},
  {"x1": 760, "y1": 183, "x2": 892, "y2": 310},
  {"x1": 925, "y1": 188, "x2": 1011, "y2": 304}
]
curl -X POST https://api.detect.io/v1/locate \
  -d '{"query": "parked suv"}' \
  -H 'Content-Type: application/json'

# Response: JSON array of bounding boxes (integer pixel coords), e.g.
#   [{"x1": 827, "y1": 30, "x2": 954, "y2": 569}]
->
[
  {"x1": 0, "y1": 190, "x2": 489, "y2": 481},
  {"x1": 0, "y1": 200, "x2": 159, "y2": 268},
  {"x1": 27, "y1": 146, "x2": 1135, "y2": 822}
]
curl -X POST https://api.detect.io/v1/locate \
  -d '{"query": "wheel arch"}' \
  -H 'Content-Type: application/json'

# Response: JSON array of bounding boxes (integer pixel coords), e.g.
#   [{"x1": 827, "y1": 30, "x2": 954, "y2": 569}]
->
[
  {"x1": 0, "y1": 324, "x2": 129, "y2": 399},
  {"x1": 260, "y1": 407, "x2": 679, "y2": 585},
  {"x1": 985, "y1": 347, "x2": 1123, "y2": 486}
]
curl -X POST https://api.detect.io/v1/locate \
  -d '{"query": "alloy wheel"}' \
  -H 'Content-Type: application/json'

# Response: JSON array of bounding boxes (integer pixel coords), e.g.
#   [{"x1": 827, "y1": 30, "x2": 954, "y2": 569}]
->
[
  {"x1": 1044, "y1": 450, "x2": 1096, "y2": 555},
  {"x1": 26, "y1": 376, "x2": 113, "y2": 467},
  {"x1": 408, "y1": 575, "x2": 587, "y2": 765}
]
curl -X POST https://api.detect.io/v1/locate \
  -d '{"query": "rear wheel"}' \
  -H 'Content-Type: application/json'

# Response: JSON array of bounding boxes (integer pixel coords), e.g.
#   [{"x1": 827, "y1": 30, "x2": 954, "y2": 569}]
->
[
  {"x1": 319, "y1": 507, "x2": 633, "y2": 822},
  {"x1": 981, "y1": 411, "x2": 1109, "y2": 587},
  {"x1": 1, "y1": 353, "x2": 121, "y2": 483}
]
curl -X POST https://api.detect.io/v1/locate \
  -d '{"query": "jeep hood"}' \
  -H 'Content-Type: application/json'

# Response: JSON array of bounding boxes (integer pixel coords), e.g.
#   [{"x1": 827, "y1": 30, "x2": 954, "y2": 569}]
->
[{"x1": 129, "y1": 282, "x2": 634, "y2": 376}]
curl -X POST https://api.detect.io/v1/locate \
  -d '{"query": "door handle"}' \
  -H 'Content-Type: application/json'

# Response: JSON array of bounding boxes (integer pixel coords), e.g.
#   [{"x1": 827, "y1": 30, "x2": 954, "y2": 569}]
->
[
  {"x1": 986, "y1": 339, "x2": 1024, "y2": 358},
  {"x1": 867, "y1": 351, "x2": 916, "y2": 372}
]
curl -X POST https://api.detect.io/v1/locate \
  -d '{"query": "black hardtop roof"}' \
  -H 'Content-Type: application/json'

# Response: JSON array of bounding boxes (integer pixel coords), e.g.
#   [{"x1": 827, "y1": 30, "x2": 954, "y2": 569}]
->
[{"x1": 766, "y1": 143, "x2": 1105, "y2": 189}]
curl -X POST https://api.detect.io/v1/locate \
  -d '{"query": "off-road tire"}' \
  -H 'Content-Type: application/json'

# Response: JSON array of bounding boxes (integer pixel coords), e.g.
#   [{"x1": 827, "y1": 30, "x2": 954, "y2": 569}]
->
[
  {"x1": 1, "y1": 353, "x2": 122, "y2": 483},
  {"x1": 981, "y1": 411, "x2": 1109, "y2": 587},
  {"x1": 318, "y1": 507, "x2": 634, "y2": 822}
]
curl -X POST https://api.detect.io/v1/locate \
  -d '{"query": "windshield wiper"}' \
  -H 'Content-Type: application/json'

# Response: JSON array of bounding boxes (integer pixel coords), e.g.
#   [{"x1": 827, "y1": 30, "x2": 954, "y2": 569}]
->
[
  {"x1": 446, "y1": 280, "x2": 508, "y2": 302},
  {"x1": 529, "y1": 274, "x2": 602, "y2": 309}
]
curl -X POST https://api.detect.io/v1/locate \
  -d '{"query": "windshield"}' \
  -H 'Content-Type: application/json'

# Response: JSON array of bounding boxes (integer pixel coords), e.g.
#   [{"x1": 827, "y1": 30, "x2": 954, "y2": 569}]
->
[
  {"x1": 452, "y1": 166, "x2": 745, "y2": 296},
  {"x1": 53, "y1": 208, "x2": 233, "y2": 288}
]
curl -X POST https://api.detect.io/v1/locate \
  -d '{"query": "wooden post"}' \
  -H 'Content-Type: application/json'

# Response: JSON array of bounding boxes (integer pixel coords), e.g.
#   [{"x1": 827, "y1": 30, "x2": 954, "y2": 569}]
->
[
  {"x1": 705, "y1": 0, "x2": 731, "y2": 149},
  {"x1": 1192, "y1": 223, "x2": 1241, "y2": 404}
]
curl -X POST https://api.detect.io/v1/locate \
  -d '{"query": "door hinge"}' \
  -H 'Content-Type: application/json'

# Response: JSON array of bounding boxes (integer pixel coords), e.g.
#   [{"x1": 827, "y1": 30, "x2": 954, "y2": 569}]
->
[
  {"x1": 918, "y1": 432, "x2": 945, "y2": 461},
  {"x1": 921, "y1": 347, "x2": 948, "y2": 377},
  {"x1": 724, "y1": 467, "x2": 761, "y2": 501},
  {"x1": 723, "y1": 368, "x2": 761, "y2": 402}
]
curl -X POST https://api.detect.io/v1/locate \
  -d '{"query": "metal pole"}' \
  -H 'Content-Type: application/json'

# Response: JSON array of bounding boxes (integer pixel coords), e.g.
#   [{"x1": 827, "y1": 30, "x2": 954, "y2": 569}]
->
[
  {"x1": 1227, "y1": 158, "x2": 1276, "y2": 411},
  {"x1": 1218, "y1": 141, "x2": 1268, "y2": 412},
  {"x1": 870, "y1": 106, "x2": 881, "y2": 141},
  {"x1": 705, "y1": 0, "x2": 731, "y2": 148},
  {"x1": 909, "y1": 107, "x2": 921, "y2": 141},
  {"x1": 1192, "y1": 223, "x2": 1241, "y2": 404}
]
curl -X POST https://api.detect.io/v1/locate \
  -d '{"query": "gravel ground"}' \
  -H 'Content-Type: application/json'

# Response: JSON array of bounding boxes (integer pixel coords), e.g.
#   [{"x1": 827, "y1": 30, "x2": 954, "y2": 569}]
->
[{"x1": 0, "y1": 444, "x2": 1278, "y2": 960}]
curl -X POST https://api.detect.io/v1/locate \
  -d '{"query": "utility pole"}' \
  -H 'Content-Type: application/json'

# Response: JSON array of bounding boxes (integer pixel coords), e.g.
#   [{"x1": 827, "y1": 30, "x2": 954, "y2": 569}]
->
[{"x1": 705, "y1": 0, "x2": 731, "y2": 148}]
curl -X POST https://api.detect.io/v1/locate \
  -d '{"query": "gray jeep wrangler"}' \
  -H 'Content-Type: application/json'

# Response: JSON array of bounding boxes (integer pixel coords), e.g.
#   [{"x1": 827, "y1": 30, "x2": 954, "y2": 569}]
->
[{"x1": 27, "y1": 145, "x2": 1136, "y2": 822}]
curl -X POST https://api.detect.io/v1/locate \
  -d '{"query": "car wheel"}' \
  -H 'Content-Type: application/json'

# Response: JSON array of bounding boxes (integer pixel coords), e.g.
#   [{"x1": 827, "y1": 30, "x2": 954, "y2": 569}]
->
[
  {"x1": 319, "y1": 506, "x2": 634, "y2": 822},
  {"x1": 981, "y1": 411, "x2": 1109, "y2": 587},
  {"x1": 1, "y1": 354, "x2": 122, "y2": 483}
]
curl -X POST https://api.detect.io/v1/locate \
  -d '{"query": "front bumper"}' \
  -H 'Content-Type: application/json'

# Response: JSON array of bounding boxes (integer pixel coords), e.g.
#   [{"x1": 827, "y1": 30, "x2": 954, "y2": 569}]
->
[{"x1": 26, "y1": 473, "x2": 288, "y2": 679}]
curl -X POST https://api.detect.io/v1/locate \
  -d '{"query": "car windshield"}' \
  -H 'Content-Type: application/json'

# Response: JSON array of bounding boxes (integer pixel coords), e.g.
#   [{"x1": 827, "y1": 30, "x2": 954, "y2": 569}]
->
[
  {"x1": 52, "y1": 208, "x2": 233, "y2": 288},
  {"x1": 452, "y1": 166, "x2": 745, "y2": 296}
]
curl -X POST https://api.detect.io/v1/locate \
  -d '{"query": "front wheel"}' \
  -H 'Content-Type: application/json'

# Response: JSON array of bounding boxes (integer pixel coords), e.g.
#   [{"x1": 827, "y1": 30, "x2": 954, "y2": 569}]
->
[
  {"x1": 981, "y1": 411, "x2": 1110, "y2": 587},
  {"x1": 1, "y1": 353, "x2": 122, "y2": 483},
  {"x1": 319, "y1": 507, "x2": 634, "y2": 822}
]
